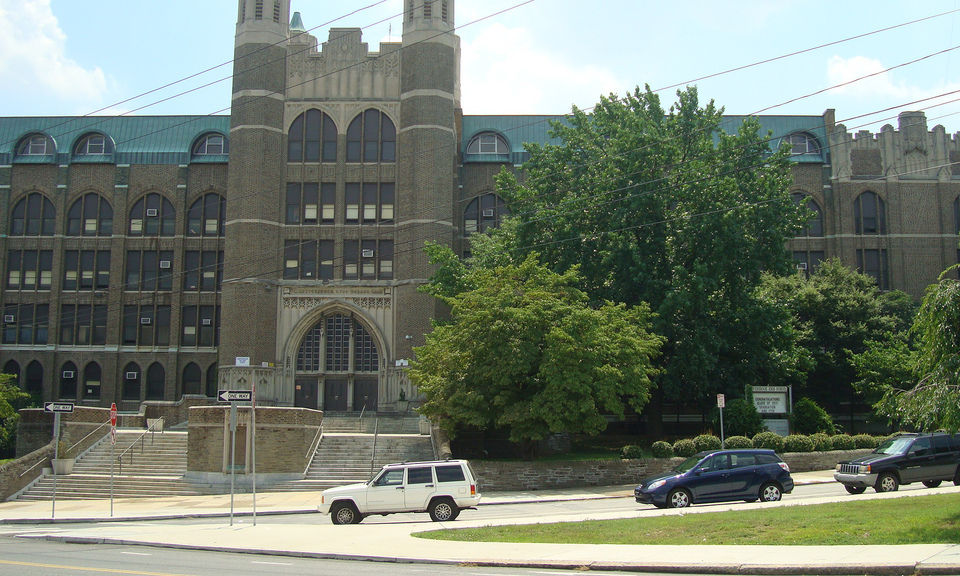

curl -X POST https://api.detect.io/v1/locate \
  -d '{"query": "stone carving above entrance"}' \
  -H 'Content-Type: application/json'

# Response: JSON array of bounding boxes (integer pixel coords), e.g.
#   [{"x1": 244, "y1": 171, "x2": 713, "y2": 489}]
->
[{"x1": 282, "y1": 287, "x2": 392, "y2": 310}]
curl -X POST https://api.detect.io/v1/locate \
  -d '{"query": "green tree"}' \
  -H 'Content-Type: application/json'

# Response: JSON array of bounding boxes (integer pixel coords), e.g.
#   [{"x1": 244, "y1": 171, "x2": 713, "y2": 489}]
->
[
  {"x1": 0, "y1": 373, "x2": 29, "y2": 459},
  {"x1": 495, "y1": 86, "x2": 809, "y2": 425},
  {"x1": 849, "y1": 331, "x2": 918, "y2": 428},
  {"x1": 410, "y1": 251, "x2": 662, "y2": 454}
]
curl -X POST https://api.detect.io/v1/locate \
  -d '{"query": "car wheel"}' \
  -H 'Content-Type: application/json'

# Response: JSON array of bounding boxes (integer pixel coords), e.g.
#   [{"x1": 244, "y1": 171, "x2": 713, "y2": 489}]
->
[
  {"x1": 667, "y1": 488, "x2": 691, "y2": 508},
  {"x1": 922, "y1": 480, "x2": 942, "y2": 488},
  {"x1": 844, "y1": 485, "x2": 867, "y2": 495},
  {"x1": 759, "y1": 482, "x2": 782, "y2": 502},
  {"x1": 875, "y1": 472, "x2": 899, "y2": 493},
  {"x1": 428, "y1": 497, "x2": 459, "y2": 522},
  {"x1": 330, "y1": 502, "x2": 361, "y2": 525},
  {"x1": 954, "y1": 467, "x2": 960, "y2": 487}
]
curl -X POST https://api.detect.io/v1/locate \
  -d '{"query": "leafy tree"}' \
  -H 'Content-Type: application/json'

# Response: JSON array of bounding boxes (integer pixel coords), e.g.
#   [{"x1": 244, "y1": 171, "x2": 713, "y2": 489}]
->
[
  {"x1": 849, "y1": 331, "x2": 918, "y2": 428},
  {"x1": 716, "y1": 397, "x2": 765, "y2": 437},
  {"x1": 878, "y1": 274, "x2": 960, "y2": 431},
  {"x1": 791, "y1": 397, "x2": 835, "y2": 435},
  {"x1": 0, "y1": 373, "x2": 29, "y2": 459},
  {"x1": 410, "y1": 251, "x2": 662, "y2": 454},
  {"x1": 494, "y1": 86, "x2": 809, "y2": 428}
]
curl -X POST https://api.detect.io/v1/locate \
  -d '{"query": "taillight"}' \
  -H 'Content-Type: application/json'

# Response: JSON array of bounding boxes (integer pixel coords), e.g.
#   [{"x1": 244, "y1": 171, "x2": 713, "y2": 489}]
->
[
  {"x1": 778, "y1": 462, "x2": 790, "y2": 473},
  {"x1": 470, "y1": 484, "x2": 476, "y2": 495}
]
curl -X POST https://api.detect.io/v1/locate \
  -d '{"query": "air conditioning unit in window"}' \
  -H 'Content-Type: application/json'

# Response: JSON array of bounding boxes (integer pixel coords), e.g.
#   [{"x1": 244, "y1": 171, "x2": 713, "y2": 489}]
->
[
  {"x1": 125, "y1": 371, "x2": 138, "y2": 380},
  {"x1": 201, "y1": 318, "x2": 212, "y2": 326},
  {"x1": 482, "y1": 209, "x2": 495, "y2": 217},
  {"x1": 3, "y1": 314, "x2": 14, "y2": 323},
  {"x1": 62, "y1": 370, "x2": 74, "y2": 379},
  {"x1": 796, "y1": 262, "x2": 808, "y2": 270},
  {"x1": 140, "y1": 317, "x2": 152, "y2": 325},
  {"x1": 159, "y1": 260, "x2": 171, "y2": 269},
  {"x1": 361, "y1": 249, "x2": 375, "y2": 258},
  {"x1": 146, "y1": 208, "x2": 159, "y2": 217}
]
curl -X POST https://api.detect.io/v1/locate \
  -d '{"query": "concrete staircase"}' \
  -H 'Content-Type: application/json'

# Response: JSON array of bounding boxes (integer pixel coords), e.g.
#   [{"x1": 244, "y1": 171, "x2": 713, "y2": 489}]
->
[{"x1": 16, "y1": 430, "x2": 203, "y2": 501}]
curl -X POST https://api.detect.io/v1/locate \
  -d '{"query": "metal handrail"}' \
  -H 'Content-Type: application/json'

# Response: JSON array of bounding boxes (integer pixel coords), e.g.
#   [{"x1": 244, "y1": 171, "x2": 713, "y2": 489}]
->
[
  {"x1": 369, "y1": 417, "x2": 380, "y2": 475},
  {"x1": 116, "y1": 417, "x2": 164, "y2": 474},
  {"x1": 302, "y1": 423, "x2": 323, "y2": 476},
  {"x1": 358, "y1": 404, "x2": 366, "y2": 431},
  {"x1": 18, "y1": 419, "x2": 112, "y2": 479}
]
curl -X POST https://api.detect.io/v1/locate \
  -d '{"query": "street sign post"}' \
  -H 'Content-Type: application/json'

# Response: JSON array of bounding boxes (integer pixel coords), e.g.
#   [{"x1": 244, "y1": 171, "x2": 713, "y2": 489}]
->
[
  {"x1": 44, "y1": 402, "x2": 74, "y2": 414},
  {"x1": 218, "y1": 390, "x2": 252, "y2": 403},
  {"x1": 110, "y1": 402, "x2": 117, "y2": 517},
  {"x1": 717, "y1": 394, "x2": 726, "y2": 448},
  {"x1": 44, "y1": 401, "x2": 73, "y2": 519}
]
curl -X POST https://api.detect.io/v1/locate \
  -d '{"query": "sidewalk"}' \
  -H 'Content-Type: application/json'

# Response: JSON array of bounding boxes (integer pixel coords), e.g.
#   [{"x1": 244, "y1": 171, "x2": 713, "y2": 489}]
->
[{"x1": 1, "y1": 470, "x2": 958, "y2": 574}]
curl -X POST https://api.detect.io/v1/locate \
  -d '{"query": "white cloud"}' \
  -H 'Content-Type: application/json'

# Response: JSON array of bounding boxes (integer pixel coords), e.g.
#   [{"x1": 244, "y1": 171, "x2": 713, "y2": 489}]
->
[
  {"x1": 460, "y1": 22, "x2": 621, "y2": 114},
  {"x1": 0, "y1": 0, "x2": 108, "y2": 110}
]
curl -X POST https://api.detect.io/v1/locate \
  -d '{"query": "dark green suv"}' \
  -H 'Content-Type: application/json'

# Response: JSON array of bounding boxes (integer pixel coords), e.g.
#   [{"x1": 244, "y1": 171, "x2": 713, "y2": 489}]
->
[{"x1": 834, "y1": 432, "x2": 960, "y2": 494}]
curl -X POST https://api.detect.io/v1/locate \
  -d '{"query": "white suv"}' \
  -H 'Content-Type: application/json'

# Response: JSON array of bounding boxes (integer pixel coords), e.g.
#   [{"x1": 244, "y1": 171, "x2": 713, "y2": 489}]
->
[{"x1": 319, "y1": 459, "x2": 481, "y2": 524}]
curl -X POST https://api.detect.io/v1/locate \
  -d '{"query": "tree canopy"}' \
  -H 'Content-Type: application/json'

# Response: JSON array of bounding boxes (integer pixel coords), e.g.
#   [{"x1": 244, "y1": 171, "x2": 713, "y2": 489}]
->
[
  {"x1": 0, "y1": 373, "x2": 28, "y2": 459},
  {"x1": 410, "y1": 249, "x2": 662, "y2": 447}
]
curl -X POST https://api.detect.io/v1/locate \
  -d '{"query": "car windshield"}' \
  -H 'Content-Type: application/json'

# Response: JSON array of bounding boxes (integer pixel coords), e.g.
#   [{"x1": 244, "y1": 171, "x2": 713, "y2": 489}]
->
[
  {"x1": 672, "y1": 454, "x2": 704, "y2": 474},
  {"x1": 874, "y1": 437, "x2": 914, "y2": 455}
]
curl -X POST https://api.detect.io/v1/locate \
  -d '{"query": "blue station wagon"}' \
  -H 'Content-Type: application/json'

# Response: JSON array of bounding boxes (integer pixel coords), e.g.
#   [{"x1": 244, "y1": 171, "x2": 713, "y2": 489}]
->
[{"x1": 635, "y1": 449, "x2": 795, "y2": 508}]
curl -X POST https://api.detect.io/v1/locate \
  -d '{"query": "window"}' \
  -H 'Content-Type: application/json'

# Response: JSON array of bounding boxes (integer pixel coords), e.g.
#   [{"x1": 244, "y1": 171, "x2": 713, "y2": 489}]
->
[
  {"x1": 59, "y1": 362, "x2": 78, "y2": 399},
  {"x1": 67, "y1": 193, "x2": 113, "y2": 236},
  {"x1": 793, "y1": 250, "x2": 824, "y2": 278},
  {"x1": 60, "y1": 304, "x2": 108, "y2": 346},
  {"x1": 10, "y1": 193, "x2": 56, "y2": 236},
  {"x1": 63, "y1": 250, "x2": 110, "y2": 291},
  {"x1": 126, "y1": 250, "x2": 174, "y2": 291},
  {"x1": 791, "y1": 193, "x2": 823, "y2": 237},
  {"x1": 284, "y1": 240, "x2": 318, "y2": 280},
  {"x1": 466, "y1": 132, "x2": 509, "y2": 155},
  {"x1": 342, "y1": 240, "x2": 391, "y2": 280},
  {"x1": 2, "y1": 303, "x2": 48, "y2": 344},
  {"x1": 192, "y1": 133, "x2": 228, "y2": 157},
  {"x1": 7, "y1": 250, "x2": 53, "y2": 290},
  {"x1": 288, "y1": 109, "x2": 337, "y2": 162},
  {"x1": 854, "y1": 191, "x2": 886, "y2": 235},
  {"x1": 83, "y1": 362, "x2": 101, "y2": 400},
  {"x1": 436, "y1": 464, "x2": 466, "y2": 483},
  {"x1": 183, "y1": 363, "x2": 202, "y2": 396},
  {"x1": 187, "y1": 193, "x2": 225, "y2": 236},
  {"x1": 206, "y1": 363, "x2": 219, "y2": 398},
  {"x1": 183, "y1": 250, "x2": 223, "y2": 291},
  {"x1": 857, "y1": 248, "x2": 889, "y2": 290},
  {"x1": 464, "y1": 193, "x2": 509, "y2": 236},
  {"x1": 146, "y1": 362, "x2": 165, "y2": 400},
  {"x1": 254, "y1": 0, "x2": 263, "y2": 20},
  {"x1": 181, "y1": 305, "x2": 219, "y2": 347},
  {"x1": 375, "y1": 469, "x2": 404, "y2": 486},
  {"x1": 74, "y1": 133, "x2": 113, "y2": 157},
  {"x1": 350, "y1": 182, "x2": 395, "y2": 223},
  {"x1": 273, "y1": 0, "x2": 281, "y2": 22},
  {"x1": 25, "y1": 361, "x2": 43, "y2": 395},
  {"x1": 783, "y1": 132, "x2": 821, "y2": 156},
  {"x1": 954, "y1": 197, "x2": 960, "y2": 235},
  {"x1": 129, "y1": 193, "x2": 175, "y2": 236},
  {"x1": 286, "y1": 183, "x2": 321, "y2": 224},
  {"x1": 16, "y1": 133, "x2": 54, "y2": 156},
  {"x1": 122, "y1": 304, "x2": 171, "y2": 347},
  {"x1": 407, "y1": 467, "x2": 433, "y2": 484},
  {"x1": 346, "y1": 109, "x2": 396, "y2": 163},
  {"x1": 122, "y1": 362, "x2": 141, "y2": 401}
]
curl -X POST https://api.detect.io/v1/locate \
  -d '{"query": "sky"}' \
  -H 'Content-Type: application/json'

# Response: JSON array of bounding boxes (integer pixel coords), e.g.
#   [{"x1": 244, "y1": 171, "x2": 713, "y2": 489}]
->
[{"x1": 1, "y1": 0, "x2": 959, "y2": 134}]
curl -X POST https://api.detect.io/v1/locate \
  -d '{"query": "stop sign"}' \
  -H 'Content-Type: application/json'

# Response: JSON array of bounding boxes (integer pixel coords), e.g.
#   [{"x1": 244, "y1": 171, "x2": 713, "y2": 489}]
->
[{"x1": 110, "y1": 402, "x2": 117, "y2": 427}]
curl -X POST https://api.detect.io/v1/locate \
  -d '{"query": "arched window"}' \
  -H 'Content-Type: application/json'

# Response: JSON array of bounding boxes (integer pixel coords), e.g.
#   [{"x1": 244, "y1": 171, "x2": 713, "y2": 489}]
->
[
  {"x1": 16, "y1": 133, "x2": 54, "y2": 157},
  {"x1": 346, "y1": 109, "x2": 395, "y2": 163},
  {"x1": 25, "y1": 360, "x2": 43, "y2": 395},
  {"x1": 206, "y1": 363, "x2": 218, "y2": 398},
  {"x1": 854, "y1": 191, "x2": 886, "y2": 235},
  {"x1": 60, "y1": 361, "x2": 78, "y2": 399},
  {"x1": 466, "y1": 132, "x2": 510, "y2": 155},
  {"x1": 187, "y1": 193, "x2": 225, "y2": 236},
  {"x1": 182, "y1": 363, "x2": 202, "y2": 396},
  {"x1": 791, "y1": 193, "x2": 823, "y2": 237},
  {"x1": 146, "y1": 362, "x2": 165, "y2": 400},
  {"x1": 122, "y1": 362, "x2": 141, "y2": 401},
  {"x1": 783, "y1": 132, "x2": 821, "y2": 156},
  {"x1": 67, "y1": 193, "x2": 113, "y2": 236},
  {"x1": 954, "y1": 196, "x2": 959, "y2": 236},
  {"x1": 73, "y1": 133, "x2": 114, "y2": 157},
  {"x1": 83, "y1": 362, "x2": 101, "y2": 400},
  {"x1": 192, "y1": 133, "x2": 228, "y2": 157},
  {"x1": 3, "y1": 360, "x2": 20, "y2": 390},
  {"x1": 288, "y1": 109, "x2": 337, "y2": 162},
  {"x1": 10, "y1": 193, "x2": 56, "y2": 236},
  {"x1": 464, "y1": 193, "x2": 509, "y2": 236},
  {"x1": 129, "y1": 193, "x2": 175, "y2": 236}
]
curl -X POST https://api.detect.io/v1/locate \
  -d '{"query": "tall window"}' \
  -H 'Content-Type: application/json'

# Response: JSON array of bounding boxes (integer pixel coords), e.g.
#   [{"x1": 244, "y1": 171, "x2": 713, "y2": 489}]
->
[
  {"x1": 791, "y1": 192, "x2": 823, "y2": 237},
  {"x1": 122, "y1": 304, "x2": 171, "y2": 347},
  {"x1": 464, "y1": 193, "x2": 509, "y2": 236},
  {"x1": 10, "y1": 193, "x2": 56, "y2": 236},
  {"x1": 857, "y1": 248, "x2": 889, "y2": 290},
  {"x1": 122, "y1": 362, "x2": 141, "y2": 401},
  {"x1": 63, "y1": 250, "x2": 111, "y2": 291},
  {"x1": 129, "y1": 193, "x2": 175, "y2": 236},
  {"x1": 346, "y1": 109, "x2": 396, "y2": 163},
  {"x1": 59, "y1": 362, "x2": 78, "y2": 399},
  {"x1": 146, "y1": 362, "x2": 165, "y2": 400},
  {"x1": 183, "y1": 363, "x2": 202, "y2": 396},
  {"x1": 83, "y1": 362, "x2": 101, "y2": 400},
  {"x1": 793, "y1": 250, "x2": 825, "y2": 278},
  {"x1": 187, "y1": 193, "x2": 225, "y2": 236},
  {"x1": 181, "y1": 305, "x2": 220, "y2": 347},
  {"x1": 297, "y1": 314, "x2": 380, "y2": 372},
  {"x1": 60, "y1": 304, "x2": 108, "y2": 345},
  {"x1": 345, "y1": 183, "x2": 394, "y2": 223},
  {"x1": 183, "y1": 251, "x2": 223, "y2": 292},
  {"x1": 286, "y1": 183, "x2": 319, "y2": 224},
  {"x1": 854, "y1": 191, "x2": 886, "y2": 235},
  {"x1": 288, "y1": 109, "x2": 337, "y2": 162},
  {"x1": 67, "y1": 193, "x2": 113, "y2": 236},
  {"x1": 25, "y1": 361, "x2": 43, "y2": 395},
  {"x1": 126, "y1": 250, "x2": 174, "y2": 291},
  {"x1": 2, "y1": 303, "x2": 48, "y2": 344},
  {"x1": 284, "y1": 239, "x2": 334, "y2": 280},
  {"x1": 6, "y1": 250, "x2": 53, "y2": 290},
  {"x1": 954, "y1": 197, "x2": 959, "y2": 235},
  {"x1": 342, "y1": 239, "x2": 393, "y2": 280}
]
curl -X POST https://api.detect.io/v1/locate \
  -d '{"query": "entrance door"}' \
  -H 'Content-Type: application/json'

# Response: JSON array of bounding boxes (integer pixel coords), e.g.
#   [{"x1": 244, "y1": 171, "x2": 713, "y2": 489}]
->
[
  {"x1": 353, "y1": 377, "x2": 378, "y2": 412},
  {"x1": 324, "y1": 379, "x2": 348, "y2": 411},
  {"x1": 294, "y1": 378, "x2": 317, "y2": 409}
]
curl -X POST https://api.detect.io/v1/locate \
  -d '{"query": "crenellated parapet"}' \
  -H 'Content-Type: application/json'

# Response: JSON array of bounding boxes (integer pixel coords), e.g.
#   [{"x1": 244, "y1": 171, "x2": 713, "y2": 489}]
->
[{"x1": 829, "y1": 111, "x2": 960, "y2": 182}]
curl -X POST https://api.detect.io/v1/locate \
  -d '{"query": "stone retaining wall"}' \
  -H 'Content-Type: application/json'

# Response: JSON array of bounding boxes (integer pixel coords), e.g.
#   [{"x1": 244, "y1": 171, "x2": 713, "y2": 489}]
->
[
  {"x1": 0, "y1": 441, "x2": 55, "y2": 501},
  {"x1": 16, "y1": 406, "x2": 113, "y2": 458}
]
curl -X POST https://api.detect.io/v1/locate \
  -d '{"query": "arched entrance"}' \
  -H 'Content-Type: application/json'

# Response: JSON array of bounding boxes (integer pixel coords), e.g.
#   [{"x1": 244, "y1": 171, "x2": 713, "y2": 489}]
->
[{"x1": 294, "y1": 311, "x2": 381, "y2": 411}]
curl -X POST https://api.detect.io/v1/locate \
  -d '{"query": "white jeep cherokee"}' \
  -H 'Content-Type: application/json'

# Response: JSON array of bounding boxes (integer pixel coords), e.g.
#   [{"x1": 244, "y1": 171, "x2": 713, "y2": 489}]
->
[{"x1": 319, "y1": 459, "x2": 481, "y2": 524}]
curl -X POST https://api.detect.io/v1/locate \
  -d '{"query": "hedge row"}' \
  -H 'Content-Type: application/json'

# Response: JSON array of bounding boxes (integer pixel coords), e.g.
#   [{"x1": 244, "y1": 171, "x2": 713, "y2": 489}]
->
[{"x1": 623, "y1": 432, "x2": 887, "y2": 459}]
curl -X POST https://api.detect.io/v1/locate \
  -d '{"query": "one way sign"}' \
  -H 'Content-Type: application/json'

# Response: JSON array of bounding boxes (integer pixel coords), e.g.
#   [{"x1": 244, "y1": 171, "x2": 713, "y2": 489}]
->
[
  {"x1": 44, "y1": 402, "x2": 75, "y2": 413},
  {"x1": 218, "y1": 390, "x2": 253, "y2": 403}
]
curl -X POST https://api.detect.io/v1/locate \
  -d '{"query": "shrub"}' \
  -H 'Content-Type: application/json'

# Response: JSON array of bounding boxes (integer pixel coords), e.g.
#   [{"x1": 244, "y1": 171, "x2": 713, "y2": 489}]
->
[
  {"x1": 673, "y1": 438, "x2": 697, "y2": 457},
  {"x1": 693, "y1": 434, "x2": 722, "y2": 452},
  {"x1": 809, "y1": 432, "x2": 832, "y2": 451},
  {"x1": 621, "y1": 444, "x2": 644, "y2": 459},
  {"x1": 791, "y1": 397, "x2": 836, "y2": 435},
  {"x1": 715, "y1": 398, "x2": 765, "y2": 437},
  {"x1": 723, "y1": 435, "x2": 752, "y2": 449},
  {"x1": 651, "y1": 441, "x2": 674, "y2": 458},
  {"x1": 753, "y1": 431, "x2": 784, "y2": 451},
  {"x1": 782, "y1": 434, "x2": 814, "y2": 453},
  {"x1": 853, "y1": 434, "x2": 879, "y2": 449},
  {"x1": 831, "y1": 434, "x2": 856, "y2": 450}
]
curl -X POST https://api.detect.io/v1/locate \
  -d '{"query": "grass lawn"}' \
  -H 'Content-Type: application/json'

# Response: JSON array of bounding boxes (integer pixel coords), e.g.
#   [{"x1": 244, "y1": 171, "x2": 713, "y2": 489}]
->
[{"x1": 416, "y1": 493, "x2": 960, "y2": 545}]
